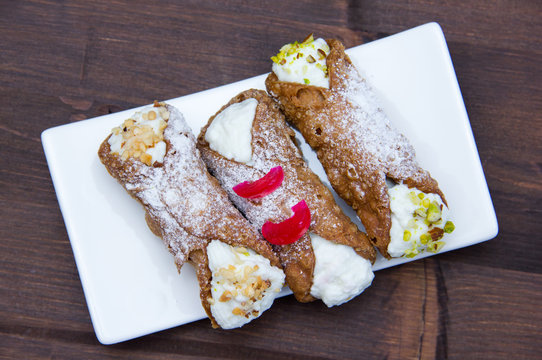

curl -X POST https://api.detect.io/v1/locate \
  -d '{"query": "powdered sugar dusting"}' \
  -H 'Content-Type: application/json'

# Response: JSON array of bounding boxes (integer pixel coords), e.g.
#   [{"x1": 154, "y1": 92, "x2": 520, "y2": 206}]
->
[
  {"x1": 322, "y1": 61, "x2": 426, "y2": 183},
  {"x1": 109, "y1": 105, "x2": 259, "y2": 267},
  {"x1": 202, "y1": 104, "x2": 305, "y2": 231},
  {"x1": 266, "y1": 40, "x2": 445, "y2": 256},
  {"x1": 201, "y1": 101, "x2": 321, "y2": 267},
  {"x1": 198, "y1": 91, "x2": 374, "y2": 272}
]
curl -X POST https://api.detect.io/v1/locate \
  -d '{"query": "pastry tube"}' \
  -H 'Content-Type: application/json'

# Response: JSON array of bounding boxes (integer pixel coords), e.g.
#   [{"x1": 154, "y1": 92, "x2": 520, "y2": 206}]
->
[
  {"x1": 197, "y1": 89, "x2": 376, "y2": 306},
  {"x1": 265, "y1": 35, "x2": 455, "y2": 259},
  {"x1": 98, "y1": 102, "x2": 284, "y2": 329}
]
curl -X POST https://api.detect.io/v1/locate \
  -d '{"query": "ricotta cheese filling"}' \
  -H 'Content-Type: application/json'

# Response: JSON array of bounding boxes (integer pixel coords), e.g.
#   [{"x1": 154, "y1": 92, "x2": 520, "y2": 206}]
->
[
  {"x1": 206, "y1": 240, "x2": 285, "y2": 329},
  {"x1": 271, "y1": 35, "x2": 330, "y2": 88},
  {"x1": 108, "y1": 105, "x2": 169, "y2": 165},
  {"x1": 388, "y1": 183, "x2": 455, "y2": 258},
  {"x1": 204, "y1": 98, "x2": 258, "y2": 164},
  {"x1": 309, "y1": 233, "x2": 374, "y2": 307}
]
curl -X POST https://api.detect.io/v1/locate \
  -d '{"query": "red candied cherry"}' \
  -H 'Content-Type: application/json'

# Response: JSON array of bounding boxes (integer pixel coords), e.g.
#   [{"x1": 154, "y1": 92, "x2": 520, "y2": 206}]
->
[
  {"x1": 262, "y1": 200, "x2": 311, "y2": 245},
  {"x1": 233, "y1": 166, "x2": 284, "y2": 199}
]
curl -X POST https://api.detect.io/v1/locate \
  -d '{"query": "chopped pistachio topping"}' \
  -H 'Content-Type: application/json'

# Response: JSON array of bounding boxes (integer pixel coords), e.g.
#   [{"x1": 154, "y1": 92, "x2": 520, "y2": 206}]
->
[
  {"x1": 315, "y1": 63, "x2": 328, "y2": 73},
  {"x1": 302, "y1": 33, "x2": 314, "y2": 43},
  {"x1": 420, "y1": 233, "x2": 431, "y2": 245},
  {"x1": 422, "y1": 198, "x2": 431, "y2": 208},
  {"x1": 271, "y1": 34, "x2": 323, "y2": 65},
  {"x1": 427, "y1": 241, "x2": 445, "y2": 253},
  {"x1": 317, "y1": 48, "x2": 327, "y2": 59},
  {"x1": 404, "y1": 249, "x2": 419, "y2": 258},
  {"x1": 415, "y1": 207, "x2": 427, "y2": 218},
  {"x1": 388, "y1": 184, "x2": 455, "y2": 258},
  {"x1": 271, "y1": 35, "x2": 331, "y2": 88},
  {"x1": 444, "y1": 221, "x2": 456, "y2": 233},
  {"x1": 426, "y1": 202, "x2": 442, "y2": 223}
]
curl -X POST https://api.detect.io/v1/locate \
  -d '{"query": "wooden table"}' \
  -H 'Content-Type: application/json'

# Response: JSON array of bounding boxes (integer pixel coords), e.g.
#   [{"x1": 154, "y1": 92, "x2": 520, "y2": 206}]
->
[{"x1": 2, "y1": 1, "x2": 541, "y2": 359}]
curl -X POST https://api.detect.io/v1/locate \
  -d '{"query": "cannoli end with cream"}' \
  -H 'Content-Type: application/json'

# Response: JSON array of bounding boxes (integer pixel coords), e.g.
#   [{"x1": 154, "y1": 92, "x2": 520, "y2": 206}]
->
[
  {"x1": 309, "y1": 233, "x2": 374, "y2": 307},
  {"x1": 206, "y1": 240, "x2": 284, "y2": 329}
]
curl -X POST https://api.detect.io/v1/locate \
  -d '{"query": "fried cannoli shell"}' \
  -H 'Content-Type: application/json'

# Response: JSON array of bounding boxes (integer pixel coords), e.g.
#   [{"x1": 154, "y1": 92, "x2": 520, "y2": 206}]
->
[
  {"x1": 265, "y1": 39, "x2": 446, "y2": 258},
  {"x1": 197, "y1": 89, "x2": 376, "y2": 302},
  {"x1": 98, "y1": 104, "x2": 280, "y2": 327}
]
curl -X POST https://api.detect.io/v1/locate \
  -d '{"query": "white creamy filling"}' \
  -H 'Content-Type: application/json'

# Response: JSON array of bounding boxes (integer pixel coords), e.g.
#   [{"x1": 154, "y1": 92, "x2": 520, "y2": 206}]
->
[
  {"x1": 204, "y1": 99, "x2": 258, "y2": 164},
  {"x1": 309, "y1": 233, "x2": 374, "y2": 307},
  {"x1": 207, "y1": 240, "x2": 285, "y2": 329},
  {"x1": 388, "y1": 184, "x2": 450, "y2": 258},
  {"x1": 108, "y1": 106, "x2": 167, "y2": 164},
  {"x1": 144, "y1": 141, "x2": 166, "y2": 163},
  {"x1": 108, "y1": 134, "x2": 122, "y2": 154},
  {"x1": 272, "y1": 38, "x2": 330, "y2": 88}
]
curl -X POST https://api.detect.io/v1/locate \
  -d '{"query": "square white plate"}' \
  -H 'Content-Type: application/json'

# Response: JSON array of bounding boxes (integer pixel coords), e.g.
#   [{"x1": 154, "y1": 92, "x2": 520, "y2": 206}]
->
[{"x1": 42, "y1": 22, "x2": 498, "y2": 345}]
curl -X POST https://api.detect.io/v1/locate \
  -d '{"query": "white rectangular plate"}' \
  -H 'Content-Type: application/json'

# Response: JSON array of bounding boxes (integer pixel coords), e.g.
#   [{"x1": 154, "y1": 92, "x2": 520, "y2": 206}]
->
[{"x1": 42, "y1": 22, "x2": 498, "y2": 345}]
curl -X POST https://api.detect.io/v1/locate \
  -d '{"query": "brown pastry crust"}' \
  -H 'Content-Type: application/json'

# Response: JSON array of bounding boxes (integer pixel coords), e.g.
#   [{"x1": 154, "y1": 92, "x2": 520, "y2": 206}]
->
[
  {"x1": 265, "y1": 39, "x2": 446, "y2": 258},
  {"x1": 98, "y1": 104, "x2": 280, "y2": 328},
  {"x1": 197, "y1": 89, "x2": 376, "y2": 303}
]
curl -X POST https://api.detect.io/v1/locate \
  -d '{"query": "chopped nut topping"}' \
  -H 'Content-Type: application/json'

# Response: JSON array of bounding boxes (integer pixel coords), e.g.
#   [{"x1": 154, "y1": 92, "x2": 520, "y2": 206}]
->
[
  {"x1": 212, "y1": 247, "x2": 274, "y2": 320},
  {"x1": 302, "y1": 33, "x2": 314, "y2": 44},
  {"x1": 426, "y1": 201, "x2": 442, "y2": 223},
  {"x1": 317, "y1": 48, "x2": 327, "y2": 60},
  {"x1": 219, "y1": 290, "x2": 233, "y2": 302},
  {"x1": 422, "y1": 198, "x2": 430, "y2": 208},
  {"x1": 270, "y1": 34, "x2": 329, "y2": 79},
  {"x1": 420, "y1": 233, "x2": 431, "y2": 245},
  {"x1": 315, "y1": 63, "x2": 327, "y2": 74},
  {"x1": 140, "y1": 153, "x2": 152, "y2": 165},
  {"x1": 109, "y1": 105, "x2": 168, "y2": 166},
  {"x1": 444, "y1": 221, "x2": 456, "y2": 233},
  {"x1": 232, "y1": 307, "x2": 246, "y2": 317},
  {"x1": 409, "y1": 191, "x2": 420, "y2": 205},
  {"x1": 415, "y1": 207, "x2": 427, "y2": 218},
  {"x1": 429, "y1": 227, "x2": 444, "y2": 241},
  {"x1": 395, "y1": 186, "x2": 455, "y2": 259},
  {"x1": 427, "y1": 241, "x2": 445, "y2": 253},
  {"x1": 243, "y1": 286, "x2": 254, "y2": 298}
]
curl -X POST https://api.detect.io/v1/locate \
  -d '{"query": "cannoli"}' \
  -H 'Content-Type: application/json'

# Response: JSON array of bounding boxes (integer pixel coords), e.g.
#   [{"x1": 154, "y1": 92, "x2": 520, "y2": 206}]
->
[
  {"x1": 98, "y1": 102, "x2": 285, "y2": 329},
  {"x1": 197, "y1": 89, "x2": 376, "y2": 306},
  {"x1": 265, "y1": 35, "x2": 455, "y2": 259}
]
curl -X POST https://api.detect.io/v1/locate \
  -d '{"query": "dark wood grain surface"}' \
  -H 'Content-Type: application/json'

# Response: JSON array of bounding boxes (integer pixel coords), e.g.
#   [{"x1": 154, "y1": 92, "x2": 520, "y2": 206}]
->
[{"x1": 1, "y1": 1, "x2": 541, "y2": 359}]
